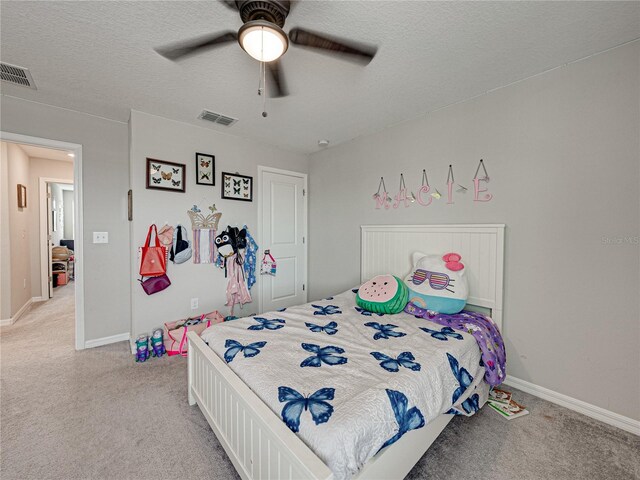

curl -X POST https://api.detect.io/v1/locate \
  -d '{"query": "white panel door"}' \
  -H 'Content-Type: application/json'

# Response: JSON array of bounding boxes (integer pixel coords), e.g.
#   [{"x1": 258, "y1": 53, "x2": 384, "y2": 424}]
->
[
  {"x1": 260, "y1": 169, "x2": 306, "y2": 313},
  {"x1": 46, "y1": 184, "x2": 53, "y2": 299}
]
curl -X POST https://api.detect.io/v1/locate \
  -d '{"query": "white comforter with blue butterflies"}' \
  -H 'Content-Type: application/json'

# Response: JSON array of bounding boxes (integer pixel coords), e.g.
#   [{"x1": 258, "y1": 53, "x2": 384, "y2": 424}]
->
[{"x1": 201, "y1": 289, "x2": 488, "y2": 480}]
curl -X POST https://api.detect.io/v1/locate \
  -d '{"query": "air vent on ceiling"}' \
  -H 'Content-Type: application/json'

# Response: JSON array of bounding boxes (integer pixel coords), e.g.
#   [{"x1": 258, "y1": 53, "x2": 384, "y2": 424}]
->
[
  {"x1": 0, "y1": 62, "x2": 36, "y2": 89},
  {"x1": 198, "y1": 110, "x2": 238, "y2": 127}
]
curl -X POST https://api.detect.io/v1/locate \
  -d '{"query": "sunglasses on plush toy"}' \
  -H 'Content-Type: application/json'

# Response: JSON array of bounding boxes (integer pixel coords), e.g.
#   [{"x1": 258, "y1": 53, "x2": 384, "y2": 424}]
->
[{"x1": 410, "y1": 269, "x2": 455, "y2": 293}]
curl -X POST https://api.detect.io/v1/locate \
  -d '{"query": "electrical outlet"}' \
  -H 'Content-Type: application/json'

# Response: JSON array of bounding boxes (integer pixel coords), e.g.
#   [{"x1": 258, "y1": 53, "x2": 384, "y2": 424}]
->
[
  {"x1": 93, "y1": 232, "x2": 108, "y2": 244},
  {"x1": 191, "y1": 298, "x2": 198, "y2": 310},
  {"x1": 23, "y1": 278, "x2": 26, "y2": 289}
]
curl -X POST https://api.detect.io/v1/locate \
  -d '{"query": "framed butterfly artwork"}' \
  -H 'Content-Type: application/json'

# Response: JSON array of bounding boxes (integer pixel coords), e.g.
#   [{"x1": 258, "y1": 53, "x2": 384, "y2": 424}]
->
[
  {"x1": 195, "y1": 152, "x2": 215, "y2": 186},
  {"x1": 146, "y1": 158, "x2": 186, "y2": 193},
  {"x1": 221, "y1": 171, "x2": 252, "y2": 202}
]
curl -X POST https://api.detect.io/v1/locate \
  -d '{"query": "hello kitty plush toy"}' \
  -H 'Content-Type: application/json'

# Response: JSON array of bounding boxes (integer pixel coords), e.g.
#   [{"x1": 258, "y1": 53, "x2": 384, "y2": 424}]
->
[{"x1": 403, "y1": 252, "x2": 469, "y2": 314}]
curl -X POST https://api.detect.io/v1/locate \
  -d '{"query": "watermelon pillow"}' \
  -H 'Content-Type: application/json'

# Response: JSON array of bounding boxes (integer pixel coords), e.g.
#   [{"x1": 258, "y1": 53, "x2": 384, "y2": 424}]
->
[
  {"x1": 356, "y1": 274, "x2": 409, "y2": 314},
  {"x1": 403, "y1": 252, "x2": 469, "y2": 314}
]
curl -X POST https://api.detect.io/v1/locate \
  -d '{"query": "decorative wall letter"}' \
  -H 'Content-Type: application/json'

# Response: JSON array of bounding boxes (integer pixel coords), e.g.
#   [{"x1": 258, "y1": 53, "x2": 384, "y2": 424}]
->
[
  {"x1": 446, "y1": 165, "x2": 455, "y2": 204},
  {"x1": 373, "y1": 160, "x2": 494, "y2": 210},
  {"x1": 473, "y1": 159, "x2": 493, "y2": 202},
  {"x1": 373, "y1": 177, "x2": 391, "y2": 209},
  {"x1": 393, "y1": 174, "x2": 411, "y2": 209},
  {"x1": 416, "y1": 170, "x2": 432, "y2": 207}
]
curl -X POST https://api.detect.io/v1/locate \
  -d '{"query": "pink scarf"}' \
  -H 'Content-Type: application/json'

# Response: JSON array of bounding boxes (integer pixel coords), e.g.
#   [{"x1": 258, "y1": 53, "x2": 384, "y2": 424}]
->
[{"x1": 225, "y1": 254, "x2": 252, "y2": 314}]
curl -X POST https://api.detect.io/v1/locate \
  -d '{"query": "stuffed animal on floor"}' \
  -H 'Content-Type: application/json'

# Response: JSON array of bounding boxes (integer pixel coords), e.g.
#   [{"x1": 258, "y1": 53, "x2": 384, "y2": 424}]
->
[
  {"x1": 135, "y1": 335, "x2": 150, "y2": 363},
  {"x1": 404, "y1": 252, "x2": 469, "y2": 314},
  {"x1": 150, "y1": 328, "x2": 166, "y2": 357},
  {"x1": 356, "y1": 274, "x2": 409, "y2": 314}
]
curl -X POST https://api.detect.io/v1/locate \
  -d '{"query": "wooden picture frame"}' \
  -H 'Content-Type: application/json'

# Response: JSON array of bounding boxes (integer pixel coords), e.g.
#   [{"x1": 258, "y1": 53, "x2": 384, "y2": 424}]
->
[
  {"x1": 196, "y1": 153, "x2": 215, "y2": 186},
  {"x1": 221, "y1": 172, "x2": 252, "y2": 202},
  {"x1": 146, "y1": 158, "x2": 186, "y2": 193},
  {"x1": 17, "y1": 184, "x2": 26, "y2": 208}
]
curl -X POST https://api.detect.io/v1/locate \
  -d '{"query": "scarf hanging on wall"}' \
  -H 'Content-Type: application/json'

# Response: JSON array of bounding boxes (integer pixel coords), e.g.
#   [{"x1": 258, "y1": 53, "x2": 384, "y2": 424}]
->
[{"x1": 242, "y1": 225, "x2": 259, "y2": 290}]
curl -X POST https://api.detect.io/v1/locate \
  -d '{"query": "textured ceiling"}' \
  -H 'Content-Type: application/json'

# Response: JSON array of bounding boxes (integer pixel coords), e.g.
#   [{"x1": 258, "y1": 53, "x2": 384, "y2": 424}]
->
[
  {"x1": 1, "y1": 1, "x2": 639, "y2": 153},
  {"x1": 14, "y1": 143, "x2": 73, "y2": 162}
]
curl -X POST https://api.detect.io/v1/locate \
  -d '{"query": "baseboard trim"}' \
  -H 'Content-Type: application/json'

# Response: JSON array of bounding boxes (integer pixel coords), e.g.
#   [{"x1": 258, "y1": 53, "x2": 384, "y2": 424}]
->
[
  {"x1": 84, "y1": 332, "x2": 130, "y2": 349},
  {"x1": 503, "y1": 375, "x2": 639, "y2": 436},
  {"x1": 0, "y1": 298, "x2": 33, "y2": 327},
  {"x1": 31, "y1": 296, "x2": 47, "y2": 303}
]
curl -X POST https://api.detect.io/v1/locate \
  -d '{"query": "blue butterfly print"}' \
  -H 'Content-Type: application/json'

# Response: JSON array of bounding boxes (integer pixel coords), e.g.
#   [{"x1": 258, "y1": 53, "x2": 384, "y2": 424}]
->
[
  {"x1": 446, "y1": 393, "x2": 480, "y2": 415},
  {"x1": 312, "y1": 304, "x2": 342, "y2": 316},
  {"x1": 463, "y1": 393, "x2": 480, "y2": 414},
  {"x1": 223, "y1": 339, "x2": 267, "y2": 363},
  {"x1": 370, "y1": 351, "x2": 421, "y2": 372},
  {"x1": 354, "y1": 306, "x2": 384, "y2": 317},
  {"x1": 278, "y1": 386, "x2": 335, "y2": 433},
  {"x1": 305, "y1": 321, "x2": 338, "y2": 335},
  {"x1": 300, "y1": 343, "x2": 348, "y2": 368},
  {"x1": 248, "y1": 317, "x2": 285, "y2": 331},
  {"x1": 447, "y1": 353, "x2": 479, "y2": 413},
  {"x1": 420, "y1": 326, "x2": 463, "y2": 341},
  {"x1": 379, "y1": 389, "x2": 425, "y2": 452},
  {"x1": 364, "y1": 322, "x2": 407, "y2": 340}
]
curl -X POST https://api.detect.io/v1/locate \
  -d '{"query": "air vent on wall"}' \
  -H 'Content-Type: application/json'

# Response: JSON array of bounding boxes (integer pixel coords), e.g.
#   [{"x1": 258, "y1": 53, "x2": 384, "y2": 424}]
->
[
  {"x1": 198, "y1": 110, "x2": 238, "y2": 127},
  {"x1": 0, "y1": 62, "x2": 36, "y2": 89}
]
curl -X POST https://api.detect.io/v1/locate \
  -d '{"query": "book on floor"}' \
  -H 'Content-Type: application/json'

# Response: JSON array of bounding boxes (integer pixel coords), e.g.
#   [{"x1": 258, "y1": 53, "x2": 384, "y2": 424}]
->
[
  {"x1": 489, "y1": 387, "x2": 512, "y2": 405},
  {"x1": 488, "y1": 399, "x2": 529, "y2": 420}
]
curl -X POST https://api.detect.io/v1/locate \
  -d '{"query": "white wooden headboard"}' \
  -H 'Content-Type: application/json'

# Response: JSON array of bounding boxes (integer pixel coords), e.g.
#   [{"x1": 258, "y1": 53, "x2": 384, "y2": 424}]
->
[{"x1": 361, "y1": 224, "x2": 505, "y2": 330}]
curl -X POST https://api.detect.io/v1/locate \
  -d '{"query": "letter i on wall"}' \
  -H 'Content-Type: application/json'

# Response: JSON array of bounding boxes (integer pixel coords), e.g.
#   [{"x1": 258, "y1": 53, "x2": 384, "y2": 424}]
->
[{"x1": 446, "y1": 165, "x2": 455, "y2": 204}]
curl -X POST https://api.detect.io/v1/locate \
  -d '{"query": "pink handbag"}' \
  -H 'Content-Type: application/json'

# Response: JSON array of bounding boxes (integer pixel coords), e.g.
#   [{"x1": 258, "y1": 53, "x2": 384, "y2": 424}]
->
[{"x1": 163, "y1": 311, "x2": 224, "y2": 357}]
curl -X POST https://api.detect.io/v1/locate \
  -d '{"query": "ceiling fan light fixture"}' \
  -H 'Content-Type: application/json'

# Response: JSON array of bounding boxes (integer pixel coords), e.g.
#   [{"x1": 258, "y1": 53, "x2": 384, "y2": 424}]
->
[{"x1": 238, "y1": 20, "x2": 288, "y2": 62}]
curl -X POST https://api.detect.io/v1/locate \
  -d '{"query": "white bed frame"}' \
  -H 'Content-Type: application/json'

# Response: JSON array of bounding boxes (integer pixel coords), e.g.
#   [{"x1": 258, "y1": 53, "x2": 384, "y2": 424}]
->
[{"x1": 187, "y1": 224, "x2": 505, "y2": 480}]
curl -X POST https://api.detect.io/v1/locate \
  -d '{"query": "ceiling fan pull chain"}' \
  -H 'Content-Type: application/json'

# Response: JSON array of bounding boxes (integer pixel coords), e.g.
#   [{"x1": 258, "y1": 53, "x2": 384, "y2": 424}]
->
[
  {"x1": 261, "y1": 28, "x2": 268, "y2": 118},
  {"x1": 262, "y1": 61, "x2": 268, "y2": 117}
]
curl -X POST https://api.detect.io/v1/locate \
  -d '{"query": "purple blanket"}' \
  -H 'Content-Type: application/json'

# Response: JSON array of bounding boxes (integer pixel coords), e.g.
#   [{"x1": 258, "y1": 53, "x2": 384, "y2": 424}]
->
[{"x1": 404, "y1": 303, "x2": 506, "y2": 386}]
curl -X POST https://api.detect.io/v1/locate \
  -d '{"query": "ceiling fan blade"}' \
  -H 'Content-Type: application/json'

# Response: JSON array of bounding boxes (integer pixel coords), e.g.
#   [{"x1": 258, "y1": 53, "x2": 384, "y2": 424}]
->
[
  {"x1": 154, "y1": 31, "x2": 237, "y2": 61},
  {"x1": 267, "y1": 60, "x2": 288, "y2": 98},
  {"x1": 218, "y1": 0, "x2": 238, "y2": 10},
  {"x1": 289, "y1": 27, "x2": 377, "y2": 65}
]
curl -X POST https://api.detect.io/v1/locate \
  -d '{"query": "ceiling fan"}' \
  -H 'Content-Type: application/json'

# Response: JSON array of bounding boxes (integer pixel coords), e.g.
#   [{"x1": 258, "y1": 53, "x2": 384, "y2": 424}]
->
[{"x1": 154, "y1": 0, "x2": 377, "y2": 98}]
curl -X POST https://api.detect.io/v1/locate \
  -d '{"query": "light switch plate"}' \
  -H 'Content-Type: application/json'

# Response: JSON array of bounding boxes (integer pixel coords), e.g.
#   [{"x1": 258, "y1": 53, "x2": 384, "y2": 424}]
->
[{"x1": 93, "y1": 232, "x2": 108, "y2": 244}]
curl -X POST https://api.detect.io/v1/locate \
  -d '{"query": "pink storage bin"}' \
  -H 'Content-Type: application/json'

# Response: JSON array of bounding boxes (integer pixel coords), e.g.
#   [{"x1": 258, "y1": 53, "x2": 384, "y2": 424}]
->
[{"x1": 164, "y1": 311, "x2": 224, "y2": 357}]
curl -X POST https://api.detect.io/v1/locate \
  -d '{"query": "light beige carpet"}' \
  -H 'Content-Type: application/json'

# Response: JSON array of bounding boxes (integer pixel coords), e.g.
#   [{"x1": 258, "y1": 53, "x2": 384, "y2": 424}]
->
[{"x1": 1, "y1": 285, "x2": 638, "y2": 479}]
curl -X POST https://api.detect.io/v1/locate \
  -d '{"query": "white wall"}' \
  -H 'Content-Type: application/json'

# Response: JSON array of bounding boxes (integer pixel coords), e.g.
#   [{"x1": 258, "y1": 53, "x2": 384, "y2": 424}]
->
[
  {"x1": 2, "y1": 142, "x2": 32, "y2": 317},
  {"x1": 308, "y1": 42, "x2": 640, "y2": 421},
  {"x1": 0, "y1": 142, "x2": 10, "y2": 320},
  {"x1": 26, "y1": 158, "x2": 73, "y2": 298},
  {"x1": 129, "y1": 111, "x2": 308, "y2": 337},
  {"x1": 1, "y1": 95, "x2": 131, "y2": 341},
  {"x1": 63, "y1": 189, "x2": 74, "y2": 240}
]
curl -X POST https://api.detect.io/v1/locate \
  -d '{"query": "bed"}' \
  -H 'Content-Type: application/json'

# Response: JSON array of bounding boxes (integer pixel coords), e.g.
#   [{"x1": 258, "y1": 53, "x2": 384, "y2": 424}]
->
[{"x1": 187, "y1": 224, "x2": 505, "y2": 480}]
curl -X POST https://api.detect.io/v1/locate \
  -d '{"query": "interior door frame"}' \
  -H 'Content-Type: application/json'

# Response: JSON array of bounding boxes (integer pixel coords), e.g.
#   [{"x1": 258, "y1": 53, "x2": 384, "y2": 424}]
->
[
  {"x1": 0, "y1": 131, "x2": 85, "y2": 350},
  {"x1": 40, "y1": 178, "x2": 74, "y2": 299},
  {"x1": 256, "y1": 166, "x2": 308, "y2": 314}
]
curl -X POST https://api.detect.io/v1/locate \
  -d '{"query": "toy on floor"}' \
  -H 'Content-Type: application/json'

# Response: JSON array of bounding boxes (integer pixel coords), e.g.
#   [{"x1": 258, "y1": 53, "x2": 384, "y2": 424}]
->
[
  {"x1": 150, "y1": 328, "x2": 166, "y2": 357},
  {"x1": 135, "y1": 335, "x2": 150, "y2": 363}
]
